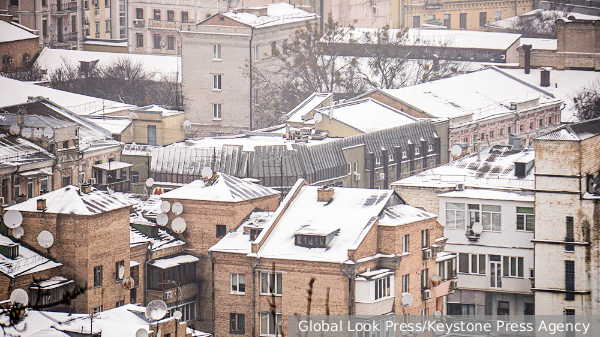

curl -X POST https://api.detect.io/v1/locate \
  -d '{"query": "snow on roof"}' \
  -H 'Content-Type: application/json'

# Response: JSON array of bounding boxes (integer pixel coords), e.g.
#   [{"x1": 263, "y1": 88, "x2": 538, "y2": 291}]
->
[
  {"x1": 92, "y1": 161, "x2": 133, "y2": 171},
  {"x1": 381, "y1": 67, "x2": 558, "y2": 121},
  {"x1": 221, "y1": 2, "x2": 318, "y2": 28},
  {"x1": 521, "y1": 38, "x2": 557, "y2": 50},
  {"x1": 0, "y1": 310, "x2": 85, "y2": 337},
  {"x1": 0, "y1": 113, "x2": 75, "y2": 128},
  {"x1": 536, "y1": 118, "x2": 600, "y2": 141},
  {"x1": 393, "y1": 145, "x2": 536, "y2": 189},
  {"x1": 211, "y1": 210, "x2": 275, "y2": 254},
  {"x1": 130, "y1": 224, "x2": 185, "y2": 251},
  {"x1": 0, "y1": 129, "x2": 54, "y2": 167},
  {"x1": 132, "y1": 104, "x2": 184, "y2": 117},
  {"x1": 286, "y1": 93, "x2": 333, "y2": 123},
  {"x1": 35, "y1": 47, "x2": 181, "y2": 82},
  {"x1": 85, "y1": 117, "x2": 131, "y2": 134},
  {"x1": 113, "y1": 193, "x2": 163, "y2": 220},
  {"x1": 436, "y1": 251, "x2": 456, "y2": 262},
  {"x1": 150, "y1": 254, "x2": 199, "y2": 269},
  {"x1": 256, "y1": 185, "x2": 393, "y2": 262},
  {"x1": 0, "y1": 77, "x2": 133, "y2": 116},
  {"x1": 496, "y1": 67, "x2": 600, "y2": 122},
  {"x1": 439, "y1": 189, "x2": 534, "y2": 202},
  {"x1": 83, "y1": 40, "x2": 128, "y2": 47},
  {"x1": 161, "y1": 172, "x2": 279, "y2": 202},
  {"x1": 316, "y1": 98, "x2": 419, "y2": 133},
  {"x1": 178, "y1": 134, "x2": 331, "y2": 151},
  {"x1": 7, "y1": 185, "x2": 132, "y2": 215},
  {"x1": 487, "y1": 9, "x2": 600, "y2": 33},
  {"x1": 0, "y1": 235, "x2": 62, "y2": 278},
  {"x1": 30, "y1": 276, "x2": 72, "y2": 289},
  {"x1": 0, "y1": 20, "x2": 38, "y2": 43},
  {"x1": 378, "y1": 204, "x2": 437, "y2": 226}
]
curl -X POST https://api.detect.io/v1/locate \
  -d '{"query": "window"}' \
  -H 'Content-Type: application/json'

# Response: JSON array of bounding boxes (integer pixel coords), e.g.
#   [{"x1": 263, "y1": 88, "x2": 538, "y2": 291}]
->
[
  {"x1": 402, "y1": 151, "x2": 407, "y2": 158},
  {"x1": 459, "y1": 13, "x2": 467, "y2": 29},
  {"x1": 216, "y1": 224, "x2": 226, "y2": 237},
  {"x1": 148, "y1": 262, "x2": 196, "y2": 290},
  {"x1": 254, "y1": 45, "x2": 259, "y2": 61},
  {"x1": 71, "y1": 15, "x2": 76, "y2": 32},
  {"x1": 153, "y1": 34, "x2": 161, "y2": 49},
  {"x1": 40, "y1": 177, "x2": 48, "y2": 192},
  {"x1": 502, "y1": 256, "x2": 524, "y2": 277},
  {"x1": 93, "y1": 265, "x2": 103, "y2": 287},
  {"x1": 530, "y1": 122, "x2": 534, "y2": 130},
  {"x1": 136, "y1": 8, "x2": 143, "y2": 19},
  {"x1": 539, "y1": 119, "x2": 544, "y2": 127},
  {"x1": 421, "y1": 229, "x2": 429, "y2": 248},
  {"x1": 412, "y1": 16, "x2": 420, "y2": 28},
  {"x1": 415, "y1": 147, "x2": 420, "y2": 155},
  {"x1": 163, "y1": 35, "x2": 174, "y2": 50},
  {"x1": 271, "y1": 41, "x2": 277, "y2": 56},
  {"x1": 548, "y1": 116, "x2": 553, "y2": 125},
  {"x1": 375, "y1": 275, "x2": 391, "y2": 300},
  {"x1": 402, "y1": 234, "x2": 409, "y2": 253},
  {"x1": 213, "y1": 74, "x2": 222, "y2": 90},
  {"x1": 131, "y1": 171, "x2": 139, "y2": 184},
  {"x1": 525, "y1": 302, "x2": 535, "y2": 315},
  {"x1": 517, "y1": 207, "x2": 534, "y2": 231},
  {"x1": 295, "y1": 234, "x2": 327, "y2": 248},
  {"x1": 566, "y1": 216, "x2": 574, "y2": 252},
  {"x1": 389, "y1": 153, "x2": 394, "y2": 161},
  {"x1": 95, "y1": 22, "x2": 100, "y2": 38},
  {"x1": 347, "y1": 163, "x2": 351, "y2": 175},
  {"x1": 154, "y1": 9, "x2": 161, "y2": 20},
  {"x1": 494, "y1": 11, "x2": 502, "y2": 21},
  {"x1": 231, "y1": 313, "x2": 245, "y2": 334},
  {"x1": 94, "y1": 305, "x2": 103, "y2": 313},
  {"x1": 519, "y1": 124, "x2": 524, "y2": 132},
  {"x1": 213, "y1": 103, "x2": 222, "y2": 120},
  {"x1": 105, "y1": 20, "x2": 111, "y2": 33},
  {"x1": 181, "y1": 11, "x2": 189, "y2": 23},
  {"x1": 84, "y1": 0, "x2": 89, "y2": 9},
  {"x1": 260, "y1": 272, "x2": 282, "y2": 295},
  {"x1": 443, "y1": 14, "x2": 451, "y2": 28},
  {"x1": 421, "y1": 268, "x2": 429, "y2": 289},
  {"x1": 446, "y1": 202, "x2": 466, "y2": 229},
  {"x1": 116, "y1": 300, "x2": 124, "y2": 307},
  {"x1": 564, "y1": 308, "x2": 575, "y2": 315},
  {"x1": 497, "y1": 301, "x2": 510, "y2": 315},
  {"x1": 167, "y1": 10, "x2": 174, "y2": 22},
  {"x1": 62, "y1": 176, "x2": 71, "y2": 187},
  {"x1": 479, "y1": 12, "x2": 487, "y2": 27},
  {"x1": 27, "y1": 179, "x2": 33, "y2": 198},
  {"x1": 42, "y1": 19, "x2": 48, "y2": 37},
  {"x1": 437, "y1": 256, "x2": 457, "y2": 281},
  {"x1": 482, "y1": 205, "x2": 501, "y2": 231},
  {"x1": 565, "y1": 260, "x2": 574, "y2": 300},
  {"x1": 402, "y1": 274, "x2": 409, "y2": 293},
  {"x1": 42, "y1": 0, "x2": 47, "y2": 5},
  {"x1": 213, "y1": 44, "x2": 221, "y2": 59},
  {"x1": 231, "y1": 273, "x2": 245, "y2": 294},
  {"x1": 147, "y1": 125, "x2": 157, "y2": 145},
  {"x1": 260, "y1": 311, "x2": 282, "y2": 336},
  {"x1": 353, "y1": 161, "x2": 358, "y2": 172},
  {"x1": 375, "y1": 157, "x2": 381, "y2": 165},
  {"x1": 490, "y1": 130, "x2": 495, "y2": 138},
  {"x1": 459, "y1": 253, "x2": 486, "y2": 274},
  {"x1": 448, "y1": 303, "x2": 475, "y2": 315},
  {"x1": 499, "y1": 128, "x2": 504, "y2": 136},
  {"x1": 10, "y1": 0, "x2": 18, "y2": 6}
]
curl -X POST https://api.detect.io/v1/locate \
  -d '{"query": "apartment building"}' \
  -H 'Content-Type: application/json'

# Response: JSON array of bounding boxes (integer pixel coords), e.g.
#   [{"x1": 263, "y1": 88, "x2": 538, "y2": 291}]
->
[
  {"x1": 209, "y1": 181, "x2": 453, "y2": 336},
  {"x1": 180, "y1": 3, "x2": 318, "y2": 136},
  {"x1": 533, "y1": 119, "x2": 600, "y2": 315},
  {"x1": 82, "y1": 0, "x2": 126, "y2": 40},
  {"x1": 392, "y1": 144, "x2": 537, "y2": 315}
]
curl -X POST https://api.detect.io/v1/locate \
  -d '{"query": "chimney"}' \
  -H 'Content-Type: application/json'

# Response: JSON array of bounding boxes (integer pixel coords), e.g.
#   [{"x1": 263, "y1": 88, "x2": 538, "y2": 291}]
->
[
  {"x1": 523, "y1": 44, "x2": 532, "y2": 74},
  {"x1": 37, "y1": 198, "x2": 47, "y2": 211},
  {"x1": 540, "y1": 67, "x2": 551, "y2": 87},
  {"x1": 81, "y1": 183, "x2": 93, "y2": 194},
  {"x1": 317, "y1": 186, "x2": 334, "y2": 202},
  {"x1": 17, "y1": 194, "x2": 27, "y2": 203}
]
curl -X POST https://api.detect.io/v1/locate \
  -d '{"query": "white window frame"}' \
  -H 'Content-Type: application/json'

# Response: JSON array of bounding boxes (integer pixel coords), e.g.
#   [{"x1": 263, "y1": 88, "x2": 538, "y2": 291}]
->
[
  {"x1": 374, "y1": 275, "x2": 391, "y2": 300},
  {"x1": 347, "y1": 162, "x2": 351, "y2": 175},
  {"x1": 40, "y1": 176, "x2": 49, "y2": 191},
  {"x1": 260, "y1": 272, "x2": 282, "y2": 295},
  {"x1": 445, "y1": 202, "x2": 466, "y2": 229},
  {"x1": 389, "y1": 153, "x2": 394, "y2": 162},
  {"x1": 415, "y1": 148, "x2": 420, "y2": 155},
  {"x1": 213, "y1": 44, "x2": 222, "y2": 60},
  {"x1": 231, "y1": 273, "x2": 245, "y2": 294},
  {"x1": 402, "y1": 234, "x2": 409, "y2": 253},
  {"x1": 254, "y1": 45, "x2": 259, "y2": 61},
  {"x1": 481, "y1": 204, "x2": 501, "y2": 231},
  {"x1": 459, "y1": 253, "x2": 486, "y2": 275},
  {"x1": 259, "y1": 311, "x2": 282, "y2": 336},
  {"x1": 516, "y1": 207, "x2": 534, "y2": 232},
  {"x1": 502, "y1": 256, "x2": 524, "y2": 278},
  {"x1": 402, "y1": 274, "x2": 409, "y2": 293},
  {"x1": 213, "y1": 74, "x2": 222, "y2": 90},
  {"x1": 212, "y1": 103, "x2": 222, "y2": 120}
]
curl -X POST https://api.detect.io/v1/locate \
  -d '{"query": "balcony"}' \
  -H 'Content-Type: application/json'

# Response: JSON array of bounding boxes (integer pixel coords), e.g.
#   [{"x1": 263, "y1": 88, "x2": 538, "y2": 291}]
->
[
  {"x1": 94, "y1": 179, "x2": 131, "y2": 193},
  {"x1": 424, "y1": 0, "x2": 443, "y2": 8},
  {"x1": 50, "y1": 2, "x2": 78, "y2": 14},
  {"x1": 50, "y1": 32, "x2": 78, "y2": 46},
  {"x1": 148, "y1": 19, "x2": 181, "y2": 30}
]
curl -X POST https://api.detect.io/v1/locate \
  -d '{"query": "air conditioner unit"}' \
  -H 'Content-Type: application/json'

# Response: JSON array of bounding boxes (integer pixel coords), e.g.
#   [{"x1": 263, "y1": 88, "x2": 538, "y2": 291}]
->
[
  {"x1": 0, "y1": 197, "x2": 5, "y2": 205},
  {"x1": 89, "y1": 177, "x2": 97, "y2": 184},
  {"x1": 455, "y1": 183, "x2": 465, "y2": 191},
  {"x1": 450, "y1": 280, "x2": 458, "y2": 290},
  {"x1": 422, "y1": 289, "x2": 431, "y2": 300},
  {"x1": 164, "y1": 290, "x2": 174, "y2": 300},
  {"x1": 422, "y1": 249, "x2": 432, "y2": 260},
  {"x1": 354, "y1": 173, "x2": 361, "y2": 181}
]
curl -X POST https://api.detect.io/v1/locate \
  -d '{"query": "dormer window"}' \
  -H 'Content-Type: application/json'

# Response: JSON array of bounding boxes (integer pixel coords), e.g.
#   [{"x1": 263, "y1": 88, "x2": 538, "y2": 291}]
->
[{"x1": 294, "y1": 228, "x2": 338, "y2": 248}]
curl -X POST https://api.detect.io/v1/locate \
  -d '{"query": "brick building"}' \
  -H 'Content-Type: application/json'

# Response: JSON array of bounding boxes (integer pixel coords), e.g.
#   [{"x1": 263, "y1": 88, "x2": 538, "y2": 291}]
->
[
  {"x1": 0, "y1": 19, "x2": 39, "y2": 71},
  {"x1": 5, "y1": 185, "x2": 133, "y2": 314},
  {"x1": 209, "y1": 180, "x2": 452, "y2": 337}
]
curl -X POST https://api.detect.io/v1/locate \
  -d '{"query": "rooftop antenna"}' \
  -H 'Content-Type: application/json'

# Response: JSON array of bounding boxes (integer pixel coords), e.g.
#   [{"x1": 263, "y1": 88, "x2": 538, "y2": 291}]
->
[
  {"x1": 37, "y1": 230, "x2": 54, "y2": 249},
  {"x1": 4, "y1": 210, "x2": 23, "y2": 229},
  {"x1": 172, "y1": 217, "x2": 186, "y2": 234},
  {"x1": 145, "y1": 300, "x2": 168, "y2": 321}
]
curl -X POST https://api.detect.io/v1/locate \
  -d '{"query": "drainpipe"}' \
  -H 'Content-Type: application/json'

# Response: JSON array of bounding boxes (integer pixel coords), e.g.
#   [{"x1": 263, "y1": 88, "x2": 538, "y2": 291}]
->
[
  {"x1": 339, "y1": 262, "x2": 354, "y2": 315},
  {"x1": 249, "y1": 27, "x2": 254, "y2": 131},
  {"x1": 251, "y1": 256, "x2": 261, "y2": 337},
  {"x1": 144, "y1": 242, "x2": 154, "y2": 306},
  {"x1": 208, "y1": 250, "x2": 216, "y2": 335}
]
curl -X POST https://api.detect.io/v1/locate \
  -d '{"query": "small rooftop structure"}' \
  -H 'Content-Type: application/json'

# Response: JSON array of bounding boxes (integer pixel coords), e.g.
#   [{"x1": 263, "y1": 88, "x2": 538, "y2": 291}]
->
[
  {"x1": 219, "y1": 3, "x2": 318, "y2": 28},
  {"x1": 286, "y1": 92, "x2": 333, "y2": 126},
  {"x1": 0, "y1": 234, "x2": 62, "y2": 278}
]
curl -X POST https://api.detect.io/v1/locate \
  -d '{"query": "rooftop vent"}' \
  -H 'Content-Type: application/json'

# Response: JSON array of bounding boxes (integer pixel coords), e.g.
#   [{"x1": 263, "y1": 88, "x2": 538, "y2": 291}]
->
[
  {"x1": 0, "y1": 243, "x2": 19, "y2": 260},
  {"x1": 317, "y1": 186, "x2": 334, "y2": 202},
  {"x1": 80, "y1": 183, "x2": 93, "y2": 194},
  {"x1": 37, "y1": 198, "x2": 46, "y2": 211}
]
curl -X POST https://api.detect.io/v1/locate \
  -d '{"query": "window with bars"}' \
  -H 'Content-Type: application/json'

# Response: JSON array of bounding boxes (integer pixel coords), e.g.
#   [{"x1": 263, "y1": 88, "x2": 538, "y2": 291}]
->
[
  {"x1": 565, "y1": 260, "x2": 575, "y2": 300},
  {"x1": 566, "y1": 216, "x2": 574, "y2": 251}
]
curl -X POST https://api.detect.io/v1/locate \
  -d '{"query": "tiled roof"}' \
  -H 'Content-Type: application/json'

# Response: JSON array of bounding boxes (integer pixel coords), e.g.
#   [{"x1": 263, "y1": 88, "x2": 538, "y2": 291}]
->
[{"x1": 536, "y1": 118, "x2": 600, "y2": 141}]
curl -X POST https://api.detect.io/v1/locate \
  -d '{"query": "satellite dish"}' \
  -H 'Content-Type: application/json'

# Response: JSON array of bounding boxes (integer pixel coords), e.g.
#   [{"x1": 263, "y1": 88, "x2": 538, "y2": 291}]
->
[
  {"x1": 451, "y1": 144, "x2": 462, "y2": 157},
  {"x1": 157, "y1": 330, "x2": 162, "y2": 337},
  {"x1": 145, "y1": 178, "x2": 155, "y2": 187},
  {"x1": 401, "y1": 293, "x2": 413, "y2": 307},
  {"x1": 21, "y1": 128, "x2": 32, "y2": 138},
  {"x1": 431, "y1": 274, "x2": 442, "y2": 287},
  {"x1": 118, "y1": 265, "x2": 125, "y2": 279},
  {"x1": 173, "y1": 310, "x2": 182, "y2": 320},
  {"x1": 156, "y1": 213, "x2": 168, "y2": 226},
  {"x1": 160, "y1": 201, "x2": 171, "y2": 213},
  {"x1": 172, "y1": 202, "x2": 183, "y2": 215},
  {"x1": 145, "y1": 300, "x2": 168, "y2": 321},
  {"x1": 10, "y1": 289, "x2": 28, "y2": 306},
  {"x1": 9, "y1": 124, "x2": 20, "y2": 135},
  {"x1": 314, "y1": 112, "x2": 323, "y2": 123},
  {"x1": 43, "y1": 127, "x2": 54, "y2": 138},
  {"x1": 183, "y1": 120, "x2": 192, "y2": 131},
  {"x1": 12, "y1": 226, "x2": 24, "y2": 239},
  {"x1": 37, "y1": 230, "x2": 54, "y2": 248},
  {"x1": 136, "y1": 329, "x2": 149, "y2": 337},
  {"x1": 201, "y1": 167, "x2": 213, "y2": 179},
  {"x1": 4, "y1": 210, "x2": 23, "y2": 228},
  {"x1": 33, "y1": 128, "x2": 43, "y2": 138},
  {"x1": 472, "y1": 222, "x2": 483, "y2": 235},
  {"x1": 172, "y1": 217, "x2": 186, "y2": 233},
  {"x1": 123, "y1": 276, "x2": 135, "y2": 289}
]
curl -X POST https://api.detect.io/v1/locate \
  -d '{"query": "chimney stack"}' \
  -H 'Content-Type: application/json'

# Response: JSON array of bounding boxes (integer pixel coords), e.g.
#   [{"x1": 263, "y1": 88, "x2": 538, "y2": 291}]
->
[
  {"x1": 37, "y1": 198, "x2": 46, "y2": 211},
  {"x1": 81, "y1": 183, "x2": 92, "y2": 194},
  {"x1": 540, "y1": 67, "x2": 551, "y2": 87},
  {"x1": 523, "y1": 44, "x2": 532, "y2": 74},
  {"x1": 317, "y1": 186, "x2": 334, "y2": 202},
  {"x1": 17, "y1": 194, "x2": 27, "y2": 204}
]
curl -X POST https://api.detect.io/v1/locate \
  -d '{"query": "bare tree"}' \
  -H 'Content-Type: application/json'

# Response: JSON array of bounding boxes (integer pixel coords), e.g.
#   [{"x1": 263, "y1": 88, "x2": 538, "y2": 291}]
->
[
  {"x1": 0, "y1": 63, "x2": 45, "y2": 82},
  {"x1": 573, "y1": 79, "x2": 600, "y2": 121}
]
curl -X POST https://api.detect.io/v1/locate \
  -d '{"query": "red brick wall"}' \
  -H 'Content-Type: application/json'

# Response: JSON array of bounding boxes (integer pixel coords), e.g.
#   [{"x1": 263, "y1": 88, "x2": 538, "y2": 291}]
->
[{"x1": 0, "y1": 37, "x2": 39, "y2": 70}]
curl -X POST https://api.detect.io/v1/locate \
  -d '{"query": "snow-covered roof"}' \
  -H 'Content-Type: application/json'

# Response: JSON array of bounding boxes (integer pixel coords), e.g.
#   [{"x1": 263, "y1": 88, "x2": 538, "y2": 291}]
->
[
  {"x1": 85, "y1": 117, "x2": 131, "y2": 134},
  {"x1": 114, "y1": 193, "x2": 164, "y2": 220},
  {"x1": 521, "y1": 37, "x2": 557, "y2": 50},
  {"x1": 150, "y1": 254, "x2": 199, "y2": 269},
  {"x1": 35, "y1": 47, "x2": 181, "y2": 82},
  {"x1": 378, "y1": 204, "x2": 437, "y2": 226},
  {"x1": 380, "y1": 67, "x2": 558, "y2": 121},
  {"x1": 316, "y1": 98, "x2": 419, "y2": 133},
  {"x1": 0, "y1": 310, "x2": 85, "y2": 337},
  {"x1": 0, "y1": 129, "x2": 55, "y2": 169},
  {"x1": 255, "y1": 184, "x2": 393, "y2": 262},
  {"x1": 130, "y1": 224, "x2": 185, "y2": 251},
  {"x1": 536, "y1": 118, "x2": 600, "y2": 141},
  {"x1": 487, "y1": 9, "x2": 600, "y2": 33},
  {"x1": 439, "y1": 189, "x2": 534, "y2": 202},
  {"x1": 161, "y1": 172, "x2": 279, "y2": 202},
  {"x1": 0, "y1": 20, "x2": 38, "y2": 43},
  {"x1": 221, "y1": 3, "x2": 318, "y2": 28},
  {"x1": 393, "y1": 145, "x2": 536, "y2": 189},
  {"x1": 0, "y1": 77, "x2": 133, "y2": 116},
  {"x1": 210, "y1": 210, "x2": 275, "y2": 254},
  {"x1": 131, "y1": 104, "x2": 184, "y2": 117},
  {"x1": 30, "y1": 276, "x2": 72, "y2": 289},
  {"x1": 7, "y1": 185, "x2": 132, "y2": 215},
  {"x1": 0, "y1": 235, "x2": 62, "y2": 278},
  {"x1": 286, "y1": 93, "x2": 333, "y2": 124}
]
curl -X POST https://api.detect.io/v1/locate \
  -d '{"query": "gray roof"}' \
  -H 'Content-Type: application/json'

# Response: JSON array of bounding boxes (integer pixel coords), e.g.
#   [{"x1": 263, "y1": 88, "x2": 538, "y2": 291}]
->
[
  {"x1": 0, "y1": 129, "x2": 55, "y2": 169},
  {"x1": 536, "y1": 118, "x2": 600, "y2": 141}
]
